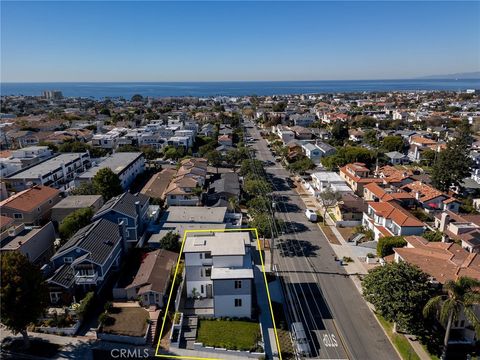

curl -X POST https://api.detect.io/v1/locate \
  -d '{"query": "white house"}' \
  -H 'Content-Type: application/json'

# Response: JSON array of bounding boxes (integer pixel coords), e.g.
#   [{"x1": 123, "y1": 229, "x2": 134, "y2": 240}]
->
[
  {"x1": 184, "y1": 232, "x2": 253, "y2": 318},
  {"x1": 311, "y1": 172, "x2": 353, "y2": 195}
]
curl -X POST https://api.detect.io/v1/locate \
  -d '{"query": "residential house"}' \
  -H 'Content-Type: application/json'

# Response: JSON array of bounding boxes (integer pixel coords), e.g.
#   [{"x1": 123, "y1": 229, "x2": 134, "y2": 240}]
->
[
  {"x1": 332, "y1": 193, "x2": 367, "y2": 225},
  {"x1": 47, "y1": 219, "x2": 124, "y2": 304},
  {"x1": 163, "y1": 158, "x2": 208, "y2": 206},
  {"x1": 77, "y1": 152, "x2": 145, "y2": 191},
  {"x1": 218, "y1": 134, "x2": 233, "y2": 147},
  {"x1": 339, "y1": 163, "x2": 383, "y2": 195},
  {"x1": 207, "y1": 173, "x2": 240, "y2": 205},
  {"x1": 51, "y1": 195, "x2": 104, "y2": 225},
  {"x1": 113, "y1": 249, "x2": 178, "y2": 308},
  {"x1": 184, "y1": 232, "x2": 253, "y2": 318},
  {"x1": 362, "y1": 200, "x2": 425, "y2": 241},
  {"x1": 0, "y1": 185, "x2": 61, "y2": 225},
  {"x1": 140, "y1": 168, "x2": 176, "y2": 201},
  {"x1": 393, "y1": 236, "x2": 480, "y2": 345},
  {"x1": 150, "y1": 206, "x2": 242, "y2": 247},
  {"x1": 290, "y1": 114, "x2": 316, "y2": 127},
  {"x1": 434, "y1": 211, "x2": 480, "y2": 253},
  {"x1": 401, "y1": 181, "x2": 461, "y2": 213},
  {"x1": 310, "y1": 172, "x2": 353, "y2": 195},
  {"x1": 92, "y1": 192, "x2": 150, "y2": 248},
  {"x1": 274, "y1": 125, "x2": 295, "y2": 144},
  {"x1": 348, "y1": 129, "x2": 365, "y2": 143},
  {"x1": 290, "y1": 126, "x2": 312, "y2": 140},
  {"x1": 385, "y1": 151, "x2": 409, "y2": 165},
  {"x1": 0, "y1": 222, "x2": 56, "y2": 265}
]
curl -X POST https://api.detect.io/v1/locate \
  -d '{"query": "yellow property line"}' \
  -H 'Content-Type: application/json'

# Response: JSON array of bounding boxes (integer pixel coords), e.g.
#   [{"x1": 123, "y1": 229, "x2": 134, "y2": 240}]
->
[{"x1": 155, "y1": 228, "x2": 283, "y2": 360}]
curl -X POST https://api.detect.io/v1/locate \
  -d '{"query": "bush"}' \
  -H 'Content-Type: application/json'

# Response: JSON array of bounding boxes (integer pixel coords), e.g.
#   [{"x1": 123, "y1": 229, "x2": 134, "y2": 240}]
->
[
  {"x1": 77, "y1": 292, "x2": 95, "y2": 320},
  {"x1": 422, "y1": 230, "x2": 443, "y2": 242},
  {"x1": 377, "y1": 236, "x2": 407, "y2": 258},
  {"x1": 366, "y1": 253, "x2": 375, "y2": 258},
  {"x1": 104, "y1": 301, "x2": 113, "y2": 313},
  {"x1": 98, "y1": 312, "x2": 115, "y2": 326},
  {"x1": 342, "y1": 256, "x2": 353, "y2": 263}
]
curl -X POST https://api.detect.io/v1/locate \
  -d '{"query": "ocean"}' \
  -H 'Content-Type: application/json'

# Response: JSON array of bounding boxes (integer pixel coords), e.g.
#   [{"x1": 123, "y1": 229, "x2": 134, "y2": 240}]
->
[{"x1": 1, "y1": 79, "x2": 479, "y2": 99}]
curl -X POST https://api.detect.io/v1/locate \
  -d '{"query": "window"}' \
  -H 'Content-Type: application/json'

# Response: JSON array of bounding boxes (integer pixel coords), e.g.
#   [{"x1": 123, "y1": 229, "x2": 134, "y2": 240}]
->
[
  {"x1": 205, "y1": 252, "x2": 212, "y2": 259},
  {"x1": 234, "y1": 280, "x2": 242, "y2": 289},
  {"x1": 200, "y1": 268, "x2": 203, "y2": 277},
  {"x1": 64, "y1": 257, "x2": 73, "y2": 264},
  {"x1": 205, "y1": 267, "x2": 211, "y2": 277},
  {"x1": 49, "y1": 199, "x2": 52, "y2": 204},
  {"x1": 50, "y1": 292, "x2": 61, "y2": 303},
  {"x1": 201, "y1": 285, "x2": 204, "y2": 294},
  {"x1": 13, "y1": 213, "x2": 23, "y2": 219},
  {"x1": 199, "y1": 253, "x2": 203, "y2": 259},
  {"x1": 234, "y1": 298, "x2": 242, "y2": 307}
]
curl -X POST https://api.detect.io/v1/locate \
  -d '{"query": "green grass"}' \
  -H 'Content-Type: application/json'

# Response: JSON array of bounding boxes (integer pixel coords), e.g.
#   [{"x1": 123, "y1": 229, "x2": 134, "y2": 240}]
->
[
  {"x1": 376, "y1": 315, "x2": 421, "y2": 360},
  {"x1": 197, "y1": 319, "x2": 260, "y2": 351}
]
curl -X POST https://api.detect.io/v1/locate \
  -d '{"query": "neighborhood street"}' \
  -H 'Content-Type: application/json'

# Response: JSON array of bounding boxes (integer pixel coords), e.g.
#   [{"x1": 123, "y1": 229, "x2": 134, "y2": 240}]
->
[{"x1": 244, "y1": 119, "x2": 398, "y2": 360}]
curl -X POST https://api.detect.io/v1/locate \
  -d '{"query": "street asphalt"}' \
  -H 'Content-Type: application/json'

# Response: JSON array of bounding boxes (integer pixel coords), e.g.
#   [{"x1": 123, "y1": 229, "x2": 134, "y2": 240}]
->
[{"x1": 244, "y1": 120, "x2": 399, "y2": 360}]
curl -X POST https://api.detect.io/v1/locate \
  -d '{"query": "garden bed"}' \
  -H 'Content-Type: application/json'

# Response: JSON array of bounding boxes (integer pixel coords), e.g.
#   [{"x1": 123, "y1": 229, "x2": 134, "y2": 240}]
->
[{"x1": 196, "y1": 319, "x2": 261, "y2": 351}]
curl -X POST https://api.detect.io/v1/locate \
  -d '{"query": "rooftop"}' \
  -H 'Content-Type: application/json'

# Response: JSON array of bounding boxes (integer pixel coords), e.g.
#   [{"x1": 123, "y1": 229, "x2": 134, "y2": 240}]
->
[
  {"x1": 52, "y1": 195, "x2": 103, "y2": 209},
  {"x1": 0, "y1": 185, "x2": 60, "y2": 212},
  {"x1": 184, "y1": 232, "x2": 250, "y2": 256},
  {"x1": 78, "y1": 152, "x2": 143, "y2": 179},
  {"x1": 7, "y1": 153, "x2": 87, "y2": 180}
]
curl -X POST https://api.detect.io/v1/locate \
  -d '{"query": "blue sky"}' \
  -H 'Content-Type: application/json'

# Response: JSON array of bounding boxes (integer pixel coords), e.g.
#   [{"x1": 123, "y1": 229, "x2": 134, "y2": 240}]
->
[{"x1": 1, "y1": 1, "x2": 479, "y2": 82}]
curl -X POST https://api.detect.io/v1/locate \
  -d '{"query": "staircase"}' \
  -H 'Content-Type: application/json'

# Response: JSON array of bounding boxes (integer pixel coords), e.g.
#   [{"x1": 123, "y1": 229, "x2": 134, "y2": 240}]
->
[
  {"x1": 180, "y1": 315, "x2": 198, "y2": 349},
  {"x1": 147, "y1": 306, "x2": 161, "y2": 346}
]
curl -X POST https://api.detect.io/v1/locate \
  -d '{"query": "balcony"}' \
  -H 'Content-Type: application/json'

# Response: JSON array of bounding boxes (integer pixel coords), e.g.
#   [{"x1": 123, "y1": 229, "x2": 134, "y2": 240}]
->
[{"x1": 75, "y1": 272, "x2": 98, "y2": 285}]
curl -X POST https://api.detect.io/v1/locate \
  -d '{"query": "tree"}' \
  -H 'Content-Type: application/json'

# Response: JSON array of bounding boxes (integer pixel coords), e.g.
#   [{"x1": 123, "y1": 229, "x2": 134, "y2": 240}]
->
[
  {"x1": 164, "y1": 146, "x2": 184, "y2": 160},
  {"x1": 423, "y1": 277, "x2": 480, "y2": 359},
  {"x1": 431, "y1": 120, "x2": 473, "y2": 192},
  {"x1": 243, "y1": 178, "x2": 272, "y2": 197},
  {"x1": 131, "y1": 94, "x2": 144, "y2": 102},
  {"x1": 93, "y1": 168, "x2": 123, "y2": 200},
  {"x1": 247, "y1": 196, "x2": 270, "y2": 215},
  {"x1": 71, "y1": 182, "x2": 98, "y2": 195},
  {"x1": 1, "y1": 252, "x2": 48, "y2": 349},
  {"x1": 140, "y1": 146, "x2": 159, "y2": 160},
  {"x1": 159, "y1": 231, "x2": 181, "y2": 252},
  {"x1": 421, "y1": 148, "x2": 437, "y2": 167},
  {"x1": 59, "y1": 207, "x2": 94, "y2": 243},
  {"x1": 381, "y1": 136, "x2": 405, "y2": 152},
  {"x1": 317, "y1": 187, "x2": 342, "y2": 225},
  {"x1": 249, "y1": 213, "x2": 283, "y2": 239},
  {"x1": 376, "y1": 236, "x2": 407, "y2": 258},
  {"x1": 330, "y1": 121, "x2": 349, "y2": 146},
  {"x1": 239, "y1": 159, "x2": 264, "y2": 177},
  {"x1": 287, "y1": 157, "x2": 315, "y2": 175},
  {"x1": 117, "y1": 144, "x2": 140, "y2": 152},
  {"x1": 206, "y1": 150, "x2": 223, "y2": 174},
  {"x1": 363, "y1": 261, "x2": 435, "y2": 334}
]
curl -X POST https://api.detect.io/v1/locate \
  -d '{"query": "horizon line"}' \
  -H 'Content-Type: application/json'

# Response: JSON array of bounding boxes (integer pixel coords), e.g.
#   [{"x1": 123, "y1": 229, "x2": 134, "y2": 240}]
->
[{"x1": 2, "y1": 77, "x2": 480, "y2": 84}]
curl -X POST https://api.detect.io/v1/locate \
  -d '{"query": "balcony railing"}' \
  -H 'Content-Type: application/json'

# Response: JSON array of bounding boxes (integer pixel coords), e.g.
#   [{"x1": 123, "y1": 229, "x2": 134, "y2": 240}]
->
[{"x1": 75, "y1": 272, "x2": 98, "y2": 285}]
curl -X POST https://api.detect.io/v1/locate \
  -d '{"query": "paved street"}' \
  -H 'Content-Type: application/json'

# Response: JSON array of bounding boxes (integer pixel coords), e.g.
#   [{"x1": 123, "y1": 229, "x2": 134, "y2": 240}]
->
[{"x1": 244, "y1": 120, "x2": 398, "y2": 360}]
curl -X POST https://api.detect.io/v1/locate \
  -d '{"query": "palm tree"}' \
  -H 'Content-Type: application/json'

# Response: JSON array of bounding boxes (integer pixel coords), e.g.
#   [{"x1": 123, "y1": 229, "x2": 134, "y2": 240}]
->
[{"x1": 423, "y1": 277, "x2": 480, "y2": 359}]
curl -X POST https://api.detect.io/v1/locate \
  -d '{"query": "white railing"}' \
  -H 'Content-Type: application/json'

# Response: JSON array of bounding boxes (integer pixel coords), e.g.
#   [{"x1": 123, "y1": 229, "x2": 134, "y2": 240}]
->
[{"x1": 75, "y1": 272, "x2": 98, "y2": 285}]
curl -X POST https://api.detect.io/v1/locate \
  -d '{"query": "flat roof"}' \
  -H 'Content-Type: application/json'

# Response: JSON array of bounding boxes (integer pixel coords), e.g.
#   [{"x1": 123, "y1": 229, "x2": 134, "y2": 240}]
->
[
  {"x1": 7, "y1": 153, "x2": 87, "y2": 180},
  {"x1": 184, "y1": 232, "x2": 250, "y2": 256},
  {"x1": 52, "y1": 195, "x2": 103, "y2": 209},
  {"x1": 78, "y1": 152, "x2": 142, "y2": 179},
  {"x1": 161, "y1": 206, "x2": 227, "y2": 223}
]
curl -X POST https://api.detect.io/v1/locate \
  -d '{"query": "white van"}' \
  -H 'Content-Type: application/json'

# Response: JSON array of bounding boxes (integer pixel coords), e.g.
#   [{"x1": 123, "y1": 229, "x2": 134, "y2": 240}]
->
[
  {"x1": 305, "y1": 208, "x2": 318, "y2": 222},
  {"x1": 292, "y1": 322, "x2": 310, "y2": 356}
]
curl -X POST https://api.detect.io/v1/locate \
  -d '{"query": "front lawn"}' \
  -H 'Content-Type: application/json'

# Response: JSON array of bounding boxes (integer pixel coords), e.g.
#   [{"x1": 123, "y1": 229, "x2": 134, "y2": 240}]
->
[
  {"x1": 197, "y1": 319, "x2": 261, "y2": 351},
  {"x1": 101, "y1": 307, "x2": 149, "y2": 337}
]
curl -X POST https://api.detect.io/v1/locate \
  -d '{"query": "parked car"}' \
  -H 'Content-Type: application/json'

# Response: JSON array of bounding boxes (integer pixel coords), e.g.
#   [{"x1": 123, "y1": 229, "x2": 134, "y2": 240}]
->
[
  {"x1": 305, "y1": 208, "x2": 318, "y2": 222},
  {"x1": 291, "y1": 322, "x2": 310, "y2": 356}
]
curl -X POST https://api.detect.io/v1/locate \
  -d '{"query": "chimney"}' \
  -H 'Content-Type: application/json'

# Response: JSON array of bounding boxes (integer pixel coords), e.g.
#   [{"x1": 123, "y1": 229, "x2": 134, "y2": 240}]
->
[
  {"x1": 439, "y1": 212, "x2": 449, "y2": 232},
  {"x1": 118, "y1": 220, "x2": 127, "y2": 252},
  {"x1": 135, "y1": 200, "x2": 143, "y2": 236},
  {"x1": 415, "y1": 191, "x2": 420, "y2": 201}
]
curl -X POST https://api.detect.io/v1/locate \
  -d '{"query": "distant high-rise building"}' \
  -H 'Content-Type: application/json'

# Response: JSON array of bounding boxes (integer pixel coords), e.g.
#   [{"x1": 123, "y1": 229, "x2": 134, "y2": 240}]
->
[{"x1": 42, "y1": 90, "x2": 63, "y2": 100}]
